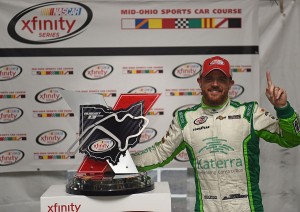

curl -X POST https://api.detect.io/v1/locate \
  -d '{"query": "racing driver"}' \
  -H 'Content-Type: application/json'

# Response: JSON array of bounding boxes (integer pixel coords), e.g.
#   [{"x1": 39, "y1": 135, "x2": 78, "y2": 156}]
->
[{"x1": 131, "y1": 56, "x2": 300, "y2": 212}]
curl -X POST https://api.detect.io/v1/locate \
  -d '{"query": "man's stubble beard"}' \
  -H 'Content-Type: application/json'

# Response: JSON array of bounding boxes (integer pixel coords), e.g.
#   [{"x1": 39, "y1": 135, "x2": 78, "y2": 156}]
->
[{"x1": 201, "y1": 89, "x2": 228, "y2": 107}]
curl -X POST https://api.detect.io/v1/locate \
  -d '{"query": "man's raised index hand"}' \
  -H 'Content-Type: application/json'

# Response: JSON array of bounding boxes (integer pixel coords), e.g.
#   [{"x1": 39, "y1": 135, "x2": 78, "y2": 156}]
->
[{"x1": 265, "y1": 71, "x2": 287, "y2": 108}]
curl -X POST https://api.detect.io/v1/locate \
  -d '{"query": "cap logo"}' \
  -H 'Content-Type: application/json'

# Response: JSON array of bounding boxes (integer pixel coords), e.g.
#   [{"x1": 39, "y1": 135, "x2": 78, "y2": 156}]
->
[{"x1": 209, "y1": 59, "x2": 224, "y2": 66}]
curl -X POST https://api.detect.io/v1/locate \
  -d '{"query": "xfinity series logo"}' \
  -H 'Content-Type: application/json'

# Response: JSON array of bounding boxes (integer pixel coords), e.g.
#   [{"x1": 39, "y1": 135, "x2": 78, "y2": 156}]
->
[
  {"x1": 139, "y1": 128, "x2": 157, "y2": 143},
  {"x1": 0, "y1": 149, "x2": 24, "y2": 166},
  {"x1": 35, "y1": 87, "x2": 64, "y2": 103},
  {"x1": 83, "y1": 64, "x2": 113, "y2": 80},
  {"x1": 88, "y1": 138, "x2": 116, "y2": 153},
  {"x1": 0, "y1": 65, "x2": 22, "y2": 81},
  {"x1": 36, "y1": 129, "x2": 67, "y2": 146},
  {"x1": 7, "y1": 1, "x2": 93, "y2": 44},
  {"x1": 128, "y1": 86, "x2": 157, "y2": 93},
  {"x1": 194, "y1": 116, "x2": 208, "y2": 125},
  {"x1": 0, "y1": 107, "x2": 23, "y2": 123},
  {"x1": 172, "y1": 63, "x2": 201, "y2": 78},
  {"x1": 229, "y1": 84, "x2": 244, "y2": 99},
  {"x1": 47, "y1": 203, "x2": 81, "y2": 212},
  {"x1": 175, "y1": 149, "x2": 189, "y2": 162}
]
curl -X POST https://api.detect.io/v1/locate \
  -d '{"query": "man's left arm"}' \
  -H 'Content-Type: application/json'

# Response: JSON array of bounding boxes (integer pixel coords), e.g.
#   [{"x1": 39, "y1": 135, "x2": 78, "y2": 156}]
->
[
  {"x1": 253, "y1": 102, "x2": 300, "y2": 148},
  {"x1": 254, "y1": 71, "x2": 299, "y2": 147}
]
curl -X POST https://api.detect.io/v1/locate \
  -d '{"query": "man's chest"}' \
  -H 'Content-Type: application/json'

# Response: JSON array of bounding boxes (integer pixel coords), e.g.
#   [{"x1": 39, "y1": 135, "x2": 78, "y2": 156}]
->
[{"x1": 183, "y1": 112, "x2": 251, "y2": 153}]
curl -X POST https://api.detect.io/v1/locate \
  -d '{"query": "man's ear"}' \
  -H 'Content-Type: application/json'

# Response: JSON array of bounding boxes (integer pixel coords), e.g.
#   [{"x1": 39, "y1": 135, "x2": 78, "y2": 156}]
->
[
  {"x1": 197, "y1": 77, "x2": 201, "y2": 85},
  {"x1": 230, "y1": 80, "x2": 235, "y2": 87}
]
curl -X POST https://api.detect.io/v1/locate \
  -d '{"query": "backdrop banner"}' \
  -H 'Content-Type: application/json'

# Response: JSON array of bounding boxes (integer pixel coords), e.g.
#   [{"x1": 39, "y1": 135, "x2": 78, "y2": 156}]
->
[{"x1": 0, "y1": 0, "x2": 259, "y2": 172}]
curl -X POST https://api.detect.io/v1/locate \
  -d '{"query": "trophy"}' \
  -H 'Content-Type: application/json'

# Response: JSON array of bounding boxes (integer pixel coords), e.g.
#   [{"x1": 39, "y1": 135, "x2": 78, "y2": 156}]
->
[{"x1": 60, "y1": 91, "x2": 160, "y2": 196}]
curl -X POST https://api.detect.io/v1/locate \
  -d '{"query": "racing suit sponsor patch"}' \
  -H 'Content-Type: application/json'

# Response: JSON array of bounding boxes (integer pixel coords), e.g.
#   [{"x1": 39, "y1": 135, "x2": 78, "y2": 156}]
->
[
  {"x1": 264, "y1": 111, "x2": 277, "y2": 120},
  {"x1": 228, "y1": 115, "x2": 241, "y2": 119},
  {"x1": 193, "y1": 126, "x2": 209, "y2": 131},
  {"x1": 194, "y1": 116, "x2": 208, "y2": 125},
  {"x1": 293, "y1": 118, "x2": 300, "y2": 133},
  {"x1": 204, "y1": 195, "x2": 217, "y2": 199},
  {"x1": 216, "y1": 115, "x2": 226, "y2": 120},
  {"x1": 222, "y1": 193, "x2": 248, "y2": 200}
]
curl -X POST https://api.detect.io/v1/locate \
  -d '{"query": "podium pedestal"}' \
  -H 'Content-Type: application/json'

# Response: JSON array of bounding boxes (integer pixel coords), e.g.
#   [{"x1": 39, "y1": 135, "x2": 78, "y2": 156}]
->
[{"x1": 41, "y1": 182, "x2": 171, "y2": 212}]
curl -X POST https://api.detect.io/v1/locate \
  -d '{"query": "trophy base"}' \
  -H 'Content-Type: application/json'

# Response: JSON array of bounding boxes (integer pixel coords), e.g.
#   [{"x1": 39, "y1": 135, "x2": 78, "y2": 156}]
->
[{"x1": 66, "y1": 172, "x2": 154, "y2": 196}]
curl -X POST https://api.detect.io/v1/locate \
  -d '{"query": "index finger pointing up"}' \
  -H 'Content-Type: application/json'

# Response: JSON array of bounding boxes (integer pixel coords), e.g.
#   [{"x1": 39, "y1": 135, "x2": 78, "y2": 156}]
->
[{"x1": 266, "y1": 71, "x2": 273, "y2": 88}]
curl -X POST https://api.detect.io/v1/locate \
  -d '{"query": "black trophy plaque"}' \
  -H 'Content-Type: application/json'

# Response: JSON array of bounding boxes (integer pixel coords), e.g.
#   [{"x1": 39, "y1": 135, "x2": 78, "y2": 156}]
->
[
  {"x1": 63, "y1": 93, "x2": 160, "y2": 196},
  {"x1": 66, "y1": 172, "x2": 154, "y2": 196}
]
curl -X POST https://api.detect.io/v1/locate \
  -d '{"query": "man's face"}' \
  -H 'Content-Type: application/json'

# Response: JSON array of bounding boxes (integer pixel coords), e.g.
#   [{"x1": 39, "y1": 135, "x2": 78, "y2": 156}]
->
[{"x1": 197, "y1": 69, "x2": 234, "y2": 107}]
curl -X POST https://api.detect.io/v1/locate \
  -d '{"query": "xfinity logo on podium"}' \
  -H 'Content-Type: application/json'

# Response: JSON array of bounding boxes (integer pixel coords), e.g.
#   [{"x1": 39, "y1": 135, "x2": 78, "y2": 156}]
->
[{"x1": 47, "y1": 203, "x2": 81, "y2": 212}]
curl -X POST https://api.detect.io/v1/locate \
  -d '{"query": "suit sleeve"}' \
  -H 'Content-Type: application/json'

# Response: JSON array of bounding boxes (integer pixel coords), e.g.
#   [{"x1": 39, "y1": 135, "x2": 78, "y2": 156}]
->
[
  {"x1": 253, "y1": 101, "x2": 300, "y2": 147},
  {"x1": 131, "y1": 114, "x2": 186, "y2": 172}
]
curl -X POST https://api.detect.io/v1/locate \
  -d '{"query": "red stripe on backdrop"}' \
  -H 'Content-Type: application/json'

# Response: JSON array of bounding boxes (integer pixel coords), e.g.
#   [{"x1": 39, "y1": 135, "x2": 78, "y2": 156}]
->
[
  {"x1": 215, "y1": 18, "x2": 228, "y2": 28},
  {"x1": 162, "y1": 19, "x2": 176, "y2": 28}
]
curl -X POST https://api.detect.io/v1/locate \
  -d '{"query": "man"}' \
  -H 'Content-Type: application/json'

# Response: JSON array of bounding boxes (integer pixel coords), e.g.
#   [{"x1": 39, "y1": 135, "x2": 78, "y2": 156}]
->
[{"x1": 131, "y1": 56, "x2": 300, "y2": 212}]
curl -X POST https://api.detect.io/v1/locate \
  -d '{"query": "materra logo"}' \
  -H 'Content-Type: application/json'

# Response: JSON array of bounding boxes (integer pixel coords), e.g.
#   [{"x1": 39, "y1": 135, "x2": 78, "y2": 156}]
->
[
  {"x1": 7, "y1": 1, "x2": 93, "y2": 44},
  {"x1": 197, "y1": 157, "x2": 243, "y2": 170},
  {"x1": 172, "y1": 62, "x2": 201, "y2": 78},
  {"x1": 199, "y1": 137, "x2": 234, "y2": 155},
  {"x1": 83, "y1": 64, "x2": 113, "y2": 80},
  {"x1": 0, "y1": 149, "x2": 24, "y2": 166},
  {"x1": 36, "y1": 129, "x2": 67, "y2": 146},
  {"x1": 0, "y1": 65, "x2": 22, "y2": 81},
  {"x1": 35, "y1": 87, "x2": 64, "y2": 103},
  {"x1": 0, "y1": 107, "x2": 23, "y2": 123},
  {"x1": 47, "y1": 203, "x2": 81, "y2": 212},
  {"x1": 197, "y1": 141, "x2": 244, "y2": 174}
]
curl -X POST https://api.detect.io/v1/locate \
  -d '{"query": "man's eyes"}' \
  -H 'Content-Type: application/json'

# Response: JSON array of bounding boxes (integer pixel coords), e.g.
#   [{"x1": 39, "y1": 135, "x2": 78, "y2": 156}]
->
[
  {"x1": 218, "y1": 78, "x2": 228, "y2": 82},
  {"x1": 204, "y1": 77, "x2": 228, "y2": 82}
]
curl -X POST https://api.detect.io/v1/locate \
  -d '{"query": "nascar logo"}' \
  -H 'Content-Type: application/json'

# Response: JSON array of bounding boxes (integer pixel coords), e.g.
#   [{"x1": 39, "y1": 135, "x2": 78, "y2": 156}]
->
[{"x1": 8, "y1": 1, "x2": 93, "y2": 44}]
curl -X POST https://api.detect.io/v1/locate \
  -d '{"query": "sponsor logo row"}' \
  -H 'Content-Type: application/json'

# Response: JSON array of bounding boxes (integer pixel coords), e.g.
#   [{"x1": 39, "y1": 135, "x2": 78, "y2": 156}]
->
[
  {"x1": 0, "y1": 128, "x2": 157, "y2": 145},
  {"x1": 0, "y1": 85, "x2": 244, "y2": 102},
  {"x1": 0, "y1": 127, "x2": 158, "y2": 166},
  {"x1": 0, "y1": 64, "x2": 251, "y2": 81}
]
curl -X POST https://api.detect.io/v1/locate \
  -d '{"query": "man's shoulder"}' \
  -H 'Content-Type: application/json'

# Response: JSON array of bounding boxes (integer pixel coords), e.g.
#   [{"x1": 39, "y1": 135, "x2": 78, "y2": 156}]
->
[
  {"x1": 229, "y1": 100, "x2": 259, "y2": 122},
  {"x1": 177, "y1": 103, "x2": 202, "y2": 113},
  {"x1": 230, "y1": 100, "x2": 258, "y2": 108},
  {"x1": 175, "y1": 104, "x2": 202, "y2": 129}
]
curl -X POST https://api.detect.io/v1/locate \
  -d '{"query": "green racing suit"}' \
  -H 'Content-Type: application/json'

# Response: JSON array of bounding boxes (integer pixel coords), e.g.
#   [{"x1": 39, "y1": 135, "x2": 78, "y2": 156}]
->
[{"x1": 132, "y1": 99, "x2": 300, "y2": 212}]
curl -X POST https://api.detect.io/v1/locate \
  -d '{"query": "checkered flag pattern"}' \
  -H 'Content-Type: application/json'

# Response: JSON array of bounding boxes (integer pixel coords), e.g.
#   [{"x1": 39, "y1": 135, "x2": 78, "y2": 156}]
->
[{"x1": 175, "y1": 19, "x2": 189, "y2": 28}]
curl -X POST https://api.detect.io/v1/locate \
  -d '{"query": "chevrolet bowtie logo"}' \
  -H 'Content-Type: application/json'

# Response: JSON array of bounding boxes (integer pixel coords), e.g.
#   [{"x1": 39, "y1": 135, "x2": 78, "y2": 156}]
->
[{"x1": 216, "y1": 115, "x2": 226, "y2": 120}]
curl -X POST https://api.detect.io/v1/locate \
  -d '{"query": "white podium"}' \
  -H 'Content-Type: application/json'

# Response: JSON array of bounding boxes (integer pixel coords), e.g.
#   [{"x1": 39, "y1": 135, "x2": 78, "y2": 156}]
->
[{"x1": 41, "y1": 182, "x2": 171, "y2": 212}]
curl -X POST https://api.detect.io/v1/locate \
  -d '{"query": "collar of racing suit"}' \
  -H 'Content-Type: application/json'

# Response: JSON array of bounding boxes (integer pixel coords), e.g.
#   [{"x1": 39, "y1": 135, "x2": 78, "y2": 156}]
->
[{"x1": 201, "y1": 98, "x2": 230, "y2": 115}]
